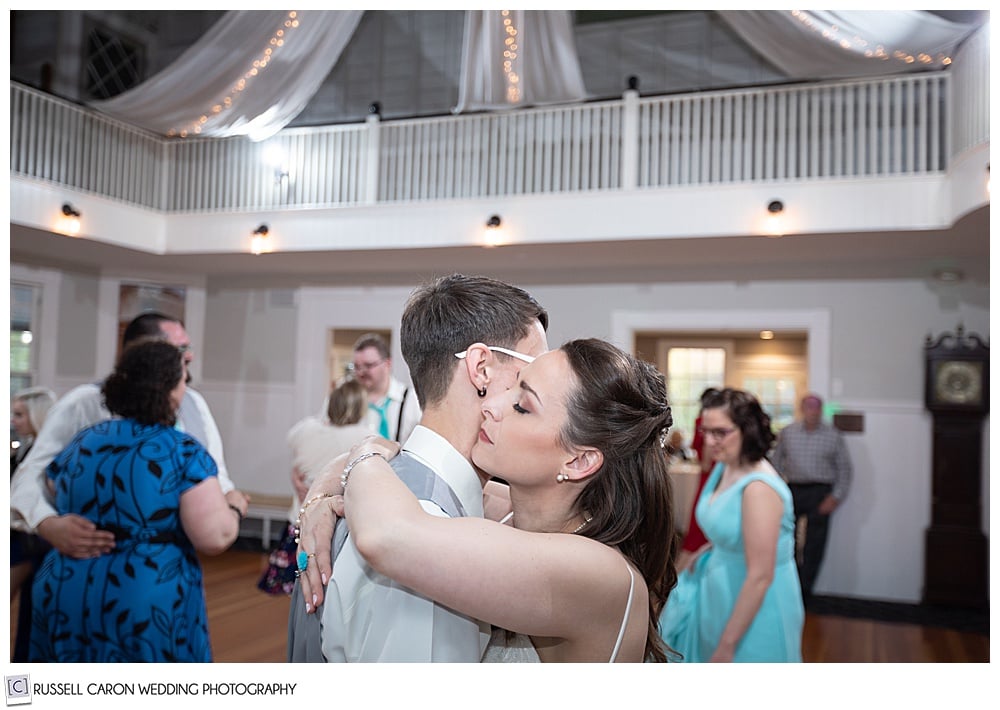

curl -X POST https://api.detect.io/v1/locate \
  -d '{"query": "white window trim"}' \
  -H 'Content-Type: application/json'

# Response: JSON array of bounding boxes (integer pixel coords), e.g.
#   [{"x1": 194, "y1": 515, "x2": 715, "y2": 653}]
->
[{"x1": 612, "y1": 309, "x2": 832, "y2": 400}]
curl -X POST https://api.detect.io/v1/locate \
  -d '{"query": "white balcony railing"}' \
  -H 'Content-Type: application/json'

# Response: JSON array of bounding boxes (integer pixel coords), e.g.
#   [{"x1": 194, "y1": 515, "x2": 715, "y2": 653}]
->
[{"x1": 9, "y1": 23, "x2": 989, "y2": 215}]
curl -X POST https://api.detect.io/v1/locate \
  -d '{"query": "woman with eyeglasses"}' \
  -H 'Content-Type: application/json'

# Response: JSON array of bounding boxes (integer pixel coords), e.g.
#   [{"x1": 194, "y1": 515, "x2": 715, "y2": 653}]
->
[{"x1": 659, "y1": 387, "x2": 803, "y2": 662}]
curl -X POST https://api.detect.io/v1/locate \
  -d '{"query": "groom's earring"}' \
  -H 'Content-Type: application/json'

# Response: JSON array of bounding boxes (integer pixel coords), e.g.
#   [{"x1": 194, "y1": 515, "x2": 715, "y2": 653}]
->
[
  {"x1": 556, "y1": 473, "x2": 568, "y2": 483},
  {"x1": 477, "y1": 386, "x2": 487, "y2": 397}
]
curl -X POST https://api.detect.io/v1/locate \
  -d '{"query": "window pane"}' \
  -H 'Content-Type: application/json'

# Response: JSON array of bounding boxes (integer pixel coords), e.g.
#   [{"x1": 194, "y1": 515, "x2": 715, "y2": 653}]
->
[
  {"x1": 743, "y1": 376, "x2": 798, "y2": 430},
  {"x1": 666, "y1": 347, "x2": 725, "y2": 445},
  {"x1": 10, "y1": 283, "x2": 37, "y2": 395}
]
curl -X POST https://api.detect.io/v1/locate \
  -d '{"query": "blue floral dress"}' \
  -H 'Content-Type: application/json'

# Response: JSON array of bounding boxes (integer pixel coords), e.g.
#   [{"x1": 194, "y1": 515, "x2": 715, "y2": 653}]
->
[{"x1": 30, "y1": 419, "x2": 218, "y2": 662}]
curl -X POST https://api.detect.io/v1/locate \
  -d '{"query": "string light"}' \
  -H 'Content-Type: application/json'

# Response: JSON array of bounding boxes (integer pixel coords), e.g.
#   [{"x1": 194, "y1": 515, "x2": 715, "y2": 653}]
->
[
  {"x1": 500, "y1": 10, "x2": 521, "y2": 105},
  {"x1": 789, "y1": 10, "x2": 951, "y2": 68},
  {"x1": 167, "y1": 11, "x2": 301, "y2": 139}
]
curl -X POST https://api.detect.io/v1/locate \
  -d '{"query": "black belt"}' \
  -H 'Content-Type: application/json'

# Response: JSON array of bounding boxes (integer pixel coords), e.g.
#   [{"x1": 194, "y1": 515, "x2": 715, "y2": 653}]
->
[{"x1": 97, "y1": 523, "x2": 180, "y2": 545}]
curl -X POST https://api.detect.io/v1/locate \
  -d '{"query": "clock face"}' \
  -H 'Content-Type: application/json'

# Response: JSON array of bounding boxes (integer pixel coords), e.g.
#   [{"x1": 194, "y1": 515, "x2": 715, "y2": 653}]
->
[{"x1": 934, "y1": 360, "x2": 983, "y2": 405}]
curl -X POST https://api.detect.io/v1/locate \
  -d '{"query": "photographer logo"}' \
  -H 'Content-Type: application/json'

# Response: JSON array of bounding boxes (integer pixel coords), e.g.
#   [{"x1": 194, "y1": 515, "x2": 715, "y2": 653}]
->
[{"x1": 5, "y1": 676, "x2": 31, "y2": 706}]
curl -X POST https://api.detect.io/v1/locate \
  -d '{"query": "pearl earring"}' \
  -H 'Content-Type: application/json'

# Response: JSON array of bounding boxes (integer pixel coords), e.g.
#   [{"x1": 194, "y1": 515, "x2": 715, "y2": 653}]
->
[{"x1": 556, "y1": 473, "x2": 568, "y2": 483}]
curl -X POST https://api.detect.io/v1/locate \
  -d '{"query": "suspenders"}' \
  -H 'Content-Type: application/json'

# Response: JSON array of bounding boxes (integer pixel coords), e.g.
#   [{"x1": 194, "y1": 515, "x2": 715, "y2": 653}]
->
[{"x1": 395, "y1": 388, "x2": 409, "y2": 442}]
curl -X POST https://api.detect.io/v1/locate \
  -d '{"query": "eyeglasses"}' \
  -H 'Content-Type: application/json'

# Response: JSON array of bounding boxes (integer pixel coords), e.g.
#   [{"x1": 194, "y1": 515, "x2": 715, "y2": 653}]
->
[
  {"x1": 698, "y1": 426, "x2": 738, "y2": 440},
  {"x1": 353, "y1": 359, "x2": 387, "y2": 373},
  {"x1": 454, "y1": 346, "x2": 536, "y2": 363},
  {"x1": 176, "y1": 344, "x2": 192, "y2": 354}
]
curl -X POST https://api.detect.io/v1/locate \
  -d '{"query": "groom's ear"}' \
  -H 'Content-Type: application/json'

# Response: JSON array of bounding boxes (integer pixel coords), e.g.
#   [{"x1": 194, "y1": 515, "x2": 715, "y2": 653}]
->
[
  {"x1": 561, "y1": 448, "x2": 603, "y2": 482},
  {"x1": 460, "y1": 342, "x2": 491, "y2": 392}
]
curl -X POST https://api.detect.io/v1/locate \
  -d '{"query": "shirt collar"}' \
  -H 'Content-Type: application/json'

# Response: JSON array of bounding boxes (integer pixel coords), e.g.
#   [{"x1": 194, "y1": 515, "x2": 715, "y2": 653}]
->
[{"x1": 401, "y1": 425, "x2": 484, "y2": 518}]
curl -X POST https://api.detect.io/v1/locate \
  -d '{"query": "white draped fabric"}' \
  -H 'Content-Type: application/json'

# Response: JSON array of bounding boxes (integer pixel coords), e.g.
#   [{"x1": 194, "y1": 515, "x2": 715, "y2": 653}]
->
[
  {"x1": 89, "y1": 10, "x2": 362, "y2": 141},
  {"x1": 87, "y1": 10, "x2": 979, "y2": 140},
  {"x1": 717, "y1": 10, "x2": 976, "y2": 80},
  {"x1": 453, "y1": 10, "x2": 587, "y2": 113}
]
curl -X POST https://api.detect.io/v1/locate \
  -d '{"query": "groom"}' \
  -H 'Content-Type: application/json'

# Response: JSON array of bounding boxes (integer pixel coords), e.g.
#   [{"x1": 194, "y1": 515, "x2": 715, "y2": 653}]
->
[{"x1": 288, "y1": 273, "x2": 548, "y2": 661}]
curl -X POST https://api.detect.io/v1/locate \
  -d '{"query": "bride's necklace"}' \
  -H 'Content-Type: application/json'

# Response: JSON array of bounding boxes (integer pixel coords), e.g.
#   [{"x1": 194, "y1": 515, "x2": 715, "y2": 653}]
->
[
  {"x1": 501, "y1": 513, "x2": 593, "y2": 534},
  {"x1": 571, "y1": 516, "x2": 593, "y2": 534}
]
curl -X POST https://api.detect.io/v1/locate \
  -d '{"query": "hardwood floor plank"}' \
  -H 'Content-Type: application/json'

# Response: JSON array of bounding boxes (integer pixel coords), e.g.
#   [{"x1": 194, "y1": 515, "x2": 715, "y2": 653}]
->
[{"x1": 11, "y1": 548, "x2": 990, "y2": 663}]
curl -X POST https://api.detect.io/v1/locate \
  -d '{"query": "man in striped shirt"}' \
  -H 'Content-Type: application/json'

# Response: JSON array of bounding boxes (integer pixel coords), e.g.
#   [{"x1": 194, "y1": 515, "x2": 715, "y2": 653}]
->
[{"x1": 773, "y1": 393, "x2": 853, "y2": 600}]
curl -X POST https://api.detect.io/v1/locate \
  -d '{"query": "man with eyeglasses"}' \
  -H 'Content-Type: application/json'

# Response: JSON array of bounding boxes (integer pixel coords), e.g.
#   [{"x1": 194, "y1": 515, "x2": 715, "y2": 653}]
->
[
  {"x1": 288, "y1": 274, "x2": 548, "y2": 662},
  {"x1": 10, "y1": 312, "x2": 250, "y2": 561},
  {"x1": 350, "y1": 333, "x2": 421, "y2": 444}
]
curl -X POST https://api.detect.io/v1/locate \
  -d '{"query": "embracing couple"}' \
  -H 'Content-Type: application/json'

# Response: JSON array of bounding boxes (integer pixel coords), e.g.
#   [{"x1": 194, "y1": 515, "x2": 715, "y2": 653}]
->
[{"x1": 288, "y1": 273, "x2": 679, "y2": 663}]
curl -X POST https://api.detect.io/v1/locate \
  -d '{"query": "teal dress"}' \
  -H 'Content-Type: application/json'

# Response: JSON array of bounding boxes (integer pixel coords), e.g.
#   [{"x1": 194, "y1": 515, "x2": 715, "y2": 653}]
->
[
  {"x1": 660, "y1": 462, "x2": 804, "y2": 662},
  {"x1": 30, "y1": 419, "x2": 217, "y2": 662}
]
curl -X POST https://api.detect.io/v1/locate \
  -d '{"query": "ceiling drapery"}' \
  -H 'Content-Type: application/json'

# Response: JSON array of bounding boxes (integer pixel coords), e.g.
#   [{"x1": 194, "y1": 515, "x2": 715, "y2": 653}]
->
[
  {"x1": 717, "y1": 10, "x2": 974, "y2": 79},
  {"x1": 87, "y1": 10, "x2": 978, "y2": 142},
  {"x1": 453, "y1": 10, "x2": 587, "y2": 114},
  {"x1": 88, "y1": 10, "x2": 363, "y2": 142}
]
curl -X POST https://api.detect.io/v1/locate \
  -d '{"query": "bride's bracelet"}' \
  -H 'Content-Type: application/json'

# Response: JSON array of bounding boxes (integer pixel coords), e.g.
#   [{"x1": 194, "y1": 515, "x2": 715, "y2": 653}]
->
[
  {"x1": 340, "y1": 451, "x2": 388, "y2": 489},
  {"x1": 294, "y1": 492, "x2": 336, "y2": 530}
]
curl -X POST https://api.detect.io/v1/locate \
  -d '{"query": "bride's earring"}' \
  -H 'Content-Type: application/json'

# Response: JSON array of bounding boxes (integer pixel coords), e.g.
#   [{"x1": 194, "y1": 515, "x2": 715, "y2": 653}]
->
[{"x1": 556, "y1": 473, "x2": 568, "y2": 483}]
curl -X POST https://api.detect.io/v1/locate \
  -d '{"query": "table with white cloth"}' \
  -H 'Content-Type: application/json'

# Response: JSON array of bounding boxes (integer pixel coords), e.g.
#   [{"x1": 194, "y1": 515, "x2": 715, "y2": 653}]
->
[{"x1": 667, "y1": 461, "x2": 702, "y2": 534}]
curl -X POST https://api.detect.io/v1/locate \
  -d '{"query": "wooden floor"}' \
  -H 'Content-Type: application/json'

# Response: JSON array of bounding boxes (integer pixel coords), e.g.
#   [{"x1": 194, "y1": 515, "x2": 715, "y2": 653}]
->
[{"x1": 12, "y1": 548, "x2": 990, "y2": 663}]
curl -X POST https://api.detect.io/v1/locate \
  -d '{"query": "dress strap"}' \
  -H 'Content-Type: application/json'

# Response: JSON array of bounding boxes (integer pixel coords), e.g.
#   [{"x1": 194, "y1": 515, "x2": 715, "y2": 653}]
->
[{"x1": 608, "y1": 563, "x2": 636, "y2": 663}]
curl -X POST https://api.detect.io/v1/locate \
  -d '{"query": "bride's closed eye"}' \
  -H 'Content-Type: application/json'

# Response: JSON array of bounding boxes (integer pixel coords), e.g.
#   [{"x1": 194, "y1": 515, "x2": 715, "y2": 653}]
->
[{"x1": 512, "y1": 402, "x2": 529, "y2": 414}]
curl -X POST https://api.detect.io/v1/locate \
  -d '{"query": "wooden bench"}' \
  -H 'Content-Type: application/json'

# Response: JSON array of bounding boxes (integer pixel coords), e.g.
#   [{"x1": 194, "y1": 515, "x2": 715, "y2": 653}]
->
[{"x1": 242, "y1": 493, "x2": 293, "y2": 549}]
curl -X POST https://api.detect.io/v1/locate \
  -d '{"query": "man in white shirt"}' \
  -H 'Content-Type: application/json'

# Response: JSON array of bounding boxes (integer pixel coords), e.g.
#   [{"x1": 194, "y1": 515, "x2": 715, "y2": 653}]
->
[
  {"x1": 9, "y1": 312, "x2": 250, "y2": 559},
  {"x1": 350, "y1": 332, "x2": 421, "y2": 444},
  {"x1": 288, "y1": 274, "x2": 549, "y2": 662}
]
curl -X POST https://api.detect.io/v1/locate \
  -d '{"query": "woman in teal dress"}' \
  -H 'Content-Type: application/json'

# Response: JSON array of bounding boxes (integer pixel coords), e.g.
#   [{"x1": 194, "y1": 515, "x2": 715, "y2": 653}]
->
[
  {"x1": 660, "y1": 387, "x2": 803, "y2": 662},
  {"x1": 30, "y1": 339, "x2": 240, "y2": 662}
]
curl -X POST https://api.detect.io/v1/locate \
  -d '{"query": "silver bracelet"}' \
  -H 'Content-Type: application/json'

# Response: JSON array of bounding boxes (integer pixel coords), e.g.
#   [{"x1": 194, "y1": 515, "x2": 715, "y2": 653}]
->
[{"x1": 340, "y1": 451, "x2": 387, "y2": 488}]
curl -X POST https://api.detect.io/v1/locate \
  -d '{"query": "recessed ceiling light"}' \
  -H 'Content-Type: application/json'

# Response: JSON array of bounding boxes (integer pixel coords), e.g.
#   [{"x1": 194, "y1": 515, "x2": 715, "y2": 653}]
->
[{"x1": 760, "y1": 330, "x2": 775, "y2": 340}]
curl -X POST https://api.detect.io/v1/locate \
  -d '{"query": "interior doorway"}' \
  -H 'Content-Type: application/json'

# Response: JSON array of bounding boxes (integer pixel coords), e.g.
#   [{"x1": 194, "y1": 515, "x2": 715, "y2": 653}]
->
[{"x1": 637, "y1": 331, "x2": 808, "y2": 440}]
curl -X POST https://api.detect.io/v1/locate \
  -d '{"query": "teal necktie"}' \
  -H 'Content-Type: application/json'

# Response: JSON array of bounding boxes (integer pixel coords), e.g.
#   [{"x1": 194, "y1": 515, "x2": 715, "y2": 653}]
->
[{"x1": 369, "y1": 399, "x2": 391, "y2": 438}]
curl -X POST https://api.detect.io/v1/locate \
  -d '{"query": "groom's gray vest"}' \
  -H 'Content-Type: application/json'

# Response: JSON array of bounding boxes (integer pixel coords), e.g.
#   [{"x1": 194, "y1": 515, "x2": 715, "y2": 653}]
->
[{"x1": 286, "y1": 451, "x2": 468, "y2": 662}]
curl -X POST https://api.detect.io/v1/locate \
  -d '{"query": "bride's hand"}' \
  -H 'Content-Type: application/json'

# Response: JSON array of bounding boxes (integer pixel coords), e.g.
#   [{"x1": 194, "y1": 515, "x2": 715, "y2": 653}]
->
[{"x1": 347, "y1": 435, "x2": 401, "y2": 463}]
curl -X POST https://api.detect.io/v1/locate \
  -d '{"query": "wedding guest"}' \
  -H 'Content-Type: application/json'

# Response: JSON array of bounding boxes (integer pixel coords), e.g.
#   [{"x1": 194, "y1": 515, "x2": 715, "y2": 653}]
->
[
  {"x1": 30, "y1": 339, "x2": 240, "y2": 661},
  {"x1": 258, "y1": 378, "x2": 370, "y2": 595},
  {"x1": 660, "y1": 387, "x2": 803, "y2": 662},
  {"x1": 9, "y1": 386, "x2": 57, "y2": 661}
]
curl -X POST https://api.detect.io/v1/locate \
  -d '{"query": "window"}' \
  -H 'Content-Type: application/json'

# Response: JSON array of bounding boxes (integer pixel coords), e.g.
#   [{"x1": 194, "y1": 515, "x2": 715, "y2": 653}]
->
[
  {"x1": 663, "y1": 347, "x2": 726, "y2": 441},
  {"x1": 742, "y1": 375, "x2": 799, "y2": 430},
  {"x1": 10, "y1": 283, "x2": 39, "y2": 396},
  {"x1": 83, "y1": 22, "x2": 145, "y2": 100}
]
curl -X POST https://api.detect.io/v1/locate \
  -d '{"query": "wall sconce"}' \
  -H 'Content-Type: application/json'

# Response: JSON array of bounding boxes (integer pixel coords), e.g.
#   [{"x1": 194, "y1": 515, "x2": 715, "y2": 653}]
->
[
  {"x1": 58, "y1": 203, "x2": 82, "y2": 236},
  {"x1": 759, "y1": 330, "x2": 775, "y2": 340},
  {"x1": 484, "y1": 215, "x2": 503, "y2": 247},
  {"x1": 250, "y1": 224, "x2": 270, "y2": 255},
  {"x1": 764, "y1": 199, "x2": 785, "y2": 237}
]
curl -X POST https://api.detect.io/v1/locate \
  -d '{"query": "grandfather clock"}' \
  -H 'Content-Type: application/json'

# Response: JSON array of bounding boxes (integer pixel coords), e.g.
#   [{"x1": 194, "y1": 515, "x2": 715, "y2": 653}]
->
[{"x1": 922, "y1": 324, "x2": 989, "y2": 608}]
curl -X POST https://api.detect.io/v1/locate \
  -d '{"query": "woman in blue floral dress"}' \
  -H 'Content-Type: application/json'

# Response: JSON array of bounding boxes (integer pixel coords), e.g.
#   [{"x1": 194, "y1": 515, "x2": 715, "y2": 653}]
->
[{"x1": 31, "y1": 339, "x2": 240, "y2": 662}]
